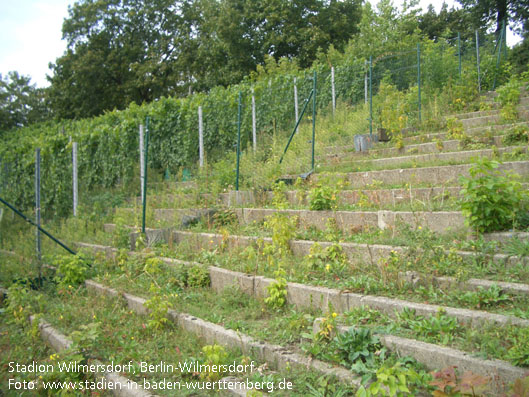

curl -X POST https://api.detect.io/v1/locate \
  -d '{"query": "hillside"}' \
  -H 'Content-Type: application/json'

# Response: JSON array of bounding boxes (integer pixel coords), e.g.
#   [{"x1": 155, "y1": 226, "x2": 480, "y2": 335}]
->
[{"x1": 2, "y1": 11, "x2": 529, "y2": 396}]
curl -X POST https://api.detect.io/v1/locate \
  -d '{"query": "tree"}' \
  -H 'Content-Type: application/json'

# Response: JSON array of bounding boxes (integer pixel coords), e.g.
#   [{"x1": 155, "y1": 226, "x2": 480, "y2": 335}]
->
[
  {"x1": 0, "y1": 71, "x2": 49, "y2": 132},
  {"x1": 419, "y1": 2, "x2": 478, "y2": 42},
  {"x1": 48, "y1": 0, "x2": 188, "y2": 119},
  {"x1": 457, "y1": 0, "x2": 529, "y2": 35},
  {"x1": 47, "y1": 0, "x2": 363, "y2": 119}
]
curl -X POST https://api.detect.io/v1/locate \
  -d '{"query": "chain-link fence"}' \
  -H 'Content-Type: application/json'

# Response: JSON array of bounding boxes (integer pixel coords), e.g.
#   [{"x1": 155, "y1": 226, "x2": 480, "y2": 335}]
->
[{"x1": 0, "y1": 25, "x2": 512, "y2": 222}]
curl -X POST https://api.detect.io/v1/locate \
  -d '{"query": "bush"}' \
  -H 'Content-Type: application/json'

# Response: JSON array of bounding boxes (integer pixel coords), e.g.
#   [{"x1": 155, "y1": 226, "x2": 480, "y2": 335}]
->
[
  {"x1": 309, "y1": 185, "x2": 338, "y2": 211},
  {"x1": 460, "y1": 158, "x2": 529, "y2": 233}
]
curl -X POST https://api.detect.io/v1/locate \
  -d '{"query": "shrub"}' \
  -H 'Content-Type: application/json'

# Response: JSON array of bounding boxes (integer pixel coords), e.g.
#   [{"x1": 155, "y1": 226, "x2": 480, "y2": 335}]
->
[
  {"x1": 309, "y1": 185, "x2": 338, "y2": 210},
  {"x1": 460, "y1": 158, "x2": 529, "y2": 233}
]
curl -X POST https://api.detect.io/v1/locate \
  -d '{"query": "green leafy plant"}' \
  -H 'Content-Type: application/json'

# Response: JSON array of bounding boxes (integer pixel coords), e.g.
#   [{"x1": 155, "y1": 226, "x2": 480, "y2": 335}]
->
[
  {"x1": 497, "y1": 78, "x2": 521, "y2": 122},
  {"x1": 457, "y1": 285, "x2": 512, "y2": 309},
  {"x1": 112, "y1": 216, "x2": 132, "y2": 249},
  {"x1": 506, "y1": 327, "x2": 529, "y2": 367},
  {"x1": 505, "y1": 237, "x2": 529, "y2": 258},
  {"x1": 70, "y1": 322, "x2": 100, "y2": 357},
  {"x1": 143, "y1": 284, "x2": 173, "y2": 330},
  {"x1": 5, "y1": 283, "x2": 31, "y2": 326},
  {"x1": 309, "y1": 185, "x2": 339, "y2": 211},
  {"x1": 304, "y1": 242, "x2": 347, "y2": 275},
  {"x1": 504, "y1": 125, "x2": 529, "y2": 146},
  {"x1": 332, "y1": 327, "x2": 386, "y2": 377},
  {"x1": 446, "y1": 117, "x2": 464, "y2": 140},
  {"x1": 143, "y1": 256, "x2": 162, "y2": 274},
  {"x1": 397, "y1": 309, "x2": 461, "y2": 345},
  {"x1": 200, "y1": 344, "x2": 229, "y2": 381},
  {"x1": 53, "y1": 254, "x2": 89, "y2": 292},
  {"x1": 187, "y1": 265, "x2": 210, "y2": 288},
  {"x1": 355, "y1": 363, "x2": 419, "y2": 397},
  {"x1": 313, "y1": 310, "x2": 338, "y2": 343},
  {"x1": 265, "y1": 267, "x2": 288, "y2": 309},
  {"x1": 460, "y1": 158, "x2": 529, "y2": 233},
  {"x1": 213, "y1": 209, "x2": 238, "y2": 227},
  {"x1": 264, "y1": 213, "x2": 297, "y2": 256},
  {"x1": 271, "y1": 180, "x2": 289, "y2": 209}
]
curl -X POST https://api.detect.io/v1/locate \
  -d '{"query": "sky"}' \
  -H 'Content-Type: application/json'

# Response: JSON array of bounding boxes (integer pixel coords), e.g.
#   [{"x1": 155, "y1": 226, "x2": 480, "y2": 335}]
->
[{"x1": 0, "y1": 0, "x2": 522, "y2": 88}]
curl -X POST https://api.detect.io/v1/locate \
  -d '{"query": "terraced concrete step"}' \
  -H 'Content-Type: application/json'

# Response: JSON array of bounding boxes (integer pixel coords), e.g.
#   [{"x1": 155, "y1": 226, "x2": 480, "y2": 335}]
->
[
  {"x1": 326, "y1": 145, "x2": 527, "y2": 171},
  {"x1": 320, "y1": 121, "x2": 528, "y2": 158},
  {"x1": 459, "y1": 106, "x2": 529, "y2": 129},
  {"x1": 78, "y1": 239, "x2": 529, "y2": 295},
  {"x1": 85, "y1": 280, "x2": 361, "y2": 387},
  {"x1": 77, "y1": 243, "x2": 529, "y2": 332},
  {"x1": 322, "y1": 322, "x2": 527, "y2": 396},
  {"x1": 219, "y1": 185, "x2": 463, "y2": 207},
  {"x1": 96, "y1": 224, "x2": 529, "y2": 271},
  {"x1": 483, "y1": 231, "x2": 529, "y2": 244},
  {"x1": 310, "y1": 160, "x2": 529, "y2": 188},
  {"x1": 130, "y1": 207, "x2": 466, "y2": 234},
  {"x1": 320, "y1": 137, "x2": 490, "y2": 163},
  {"x1": 27, "y1": 315, "x2": 154, "y2": 396},
  {"x1": 77, "y1": 240, "x2": 529, "y2": 396},
  {"x1": 452, "y1": 97, "x2": 529, "y2": 120}
]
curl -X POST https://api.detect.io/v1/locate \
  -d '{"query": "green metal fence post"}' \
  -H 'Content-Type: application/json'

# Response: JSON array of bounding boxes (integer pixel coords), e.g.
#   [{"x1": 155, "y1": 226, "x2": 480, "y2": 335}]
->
[
  {"x1": 476, "y1": 30, "x2": 481, "y2": 92},
  {"x1": 369, "y1": 56, "x2": 373, "y2": 138},
  {"x1": 457, "y1": 32, "x2": 462, "y2": 78},
  {"x1": 311, "y1": 71, "x2": 317, "y2": 170},
  {"x1": 35, "y1": 148, "x2": 42, "y2": 279},
  {"x1": 236, "y1": 91, "x2": 242, "y2": 191},
  {"x1": 141, "y1": 116, "x2": 149, "y2": 234},
  {"x1": 493, "y1": 21, "x2": 505, "y2": 90},
  {"x1": 417, "y1": 43, "x2": 421, "y2": 124}
]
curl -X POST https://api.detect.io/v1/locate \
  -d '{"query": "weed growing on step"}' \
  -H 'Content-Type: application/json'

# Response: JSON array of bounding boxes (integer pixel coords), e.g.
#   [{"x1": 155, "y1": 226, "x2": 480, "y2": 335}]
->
[
  {"x1": 395, "y1": 308, "x2": 462, "y2": 345},
  {"x1": 506, "y1": 327, "x2": 529, "y2": 367},
  {"x1": 460, "y1": 157, "x2": 529, "y2": 233},
  {"x1": 53, "y1": 254, "x2": 90, "y2": 293},
  {"x1": 309, "y1": 184, "x2": 339, "y2": 210},
  {"x1": 264, "y1": 213, "x2": 297, "y2": 256},
  {"x1": 446, "y1": 117, "x2": 465, "y2": 140},
  {"x1": 356, "y1": 362, "x2": 423, "y2": 397},
  {"x1": 456, "y1": 285, "x2": 512, "y2": 309},
  {"x1": 200, "y1": 344, "x2": 230, "y2": 381},
  {"x1": 497, "y1": 78, "x2": 522, "y2": 122},
  {"x1": 5, "y1": 283, "x2": 33, "y2": 327},
  {"x1": 504, "y1": 237, "x2": 529, "y2": 258},
  {"x1": 504, "y1": 125, "x2": 529, "y2": 146},
  {"x1": 144, "y1": 284, "x2": 173, "y2": 330},
  {"x1": 271, "y1": 181, "x2": 289, "y2": 209},
  {"x1": 265, "y1": 266, "x2": 288, "y2": 309}
]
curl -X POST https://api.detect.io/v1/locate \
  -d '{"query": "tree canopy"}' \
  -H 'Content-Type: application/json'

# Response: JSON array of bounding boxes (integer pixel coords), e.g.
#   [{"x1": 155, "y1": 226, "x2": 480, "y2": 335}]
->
[
  {"x1": 456, "y1": 0, "x2": 529, "y2": 35},
  {"x1": 0, "y1": 71, "x2": 49, "y2": 132},
  {"x1": 47, "y1": 0, "x2": 362, "y2": 119}
]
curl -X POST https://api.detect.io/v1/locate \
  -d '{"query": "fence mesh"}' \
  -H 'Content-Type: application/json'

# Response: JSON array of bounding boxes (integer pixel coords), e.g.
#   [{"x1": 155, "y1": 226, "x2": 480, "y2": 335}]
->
[{"x1": 0, "y1": 25, "x2": 513, "y2": 226}]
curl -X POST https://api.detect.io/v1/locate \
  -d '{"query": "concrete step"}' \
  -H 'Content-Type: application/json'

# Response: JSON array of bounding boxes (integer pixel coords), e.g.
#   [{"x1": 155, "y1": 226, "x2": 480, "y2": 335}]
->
[
  {"x1": 96, "y1": 226, "x2": 529, "y2": 273},
  {"x1": 219, "y1": 186, "x2": 463, "y2": 208},
  {"x1": 310, "y1": 160, "x2": 529, "y2": 189},
  {"x1": 85, "y1": 280, "x2": 361, "y2": 387},
  {"x1": 77, "y1": 242, "x2": 529, "y2": 396},
  {"x1": 325, "y1": 323, "x2": 526, "y2": 396},
  {"x1": 319, "y1": 135, "x2": 509, "y2": 164},
  {"x1": 325, "y1": 145, "x2": 528, "y2": 172},
  {"x1": 117, "y1": 206, "x2": 467, "y2": 234},
  {"x1": 452, "y1": 96, "x2": 529, "y2": 121},
  {"x1": 459, "y1": 106, "x2": 529, "y2": 129}
]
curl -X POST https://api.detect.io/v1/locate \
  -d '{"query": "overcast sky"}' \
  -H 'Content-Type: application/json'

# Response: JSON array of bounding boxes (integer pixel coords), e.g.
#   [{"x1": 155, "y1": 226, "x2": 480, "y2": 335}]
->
[{"x1": 0, "y1": 0, "x2": 522, "y2": 88}]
